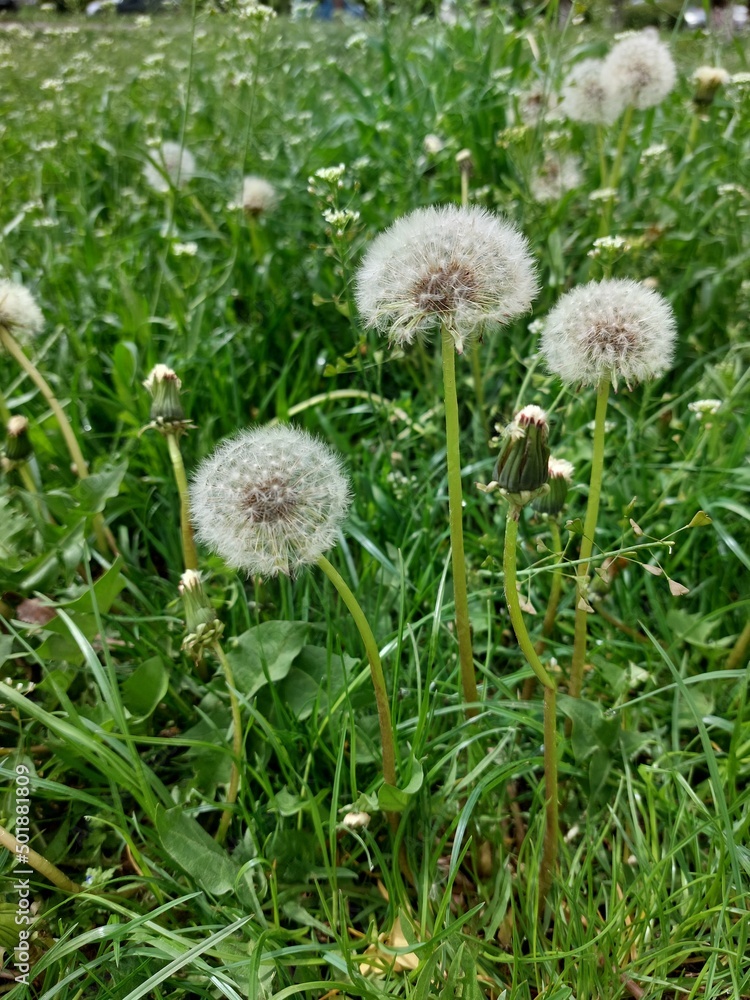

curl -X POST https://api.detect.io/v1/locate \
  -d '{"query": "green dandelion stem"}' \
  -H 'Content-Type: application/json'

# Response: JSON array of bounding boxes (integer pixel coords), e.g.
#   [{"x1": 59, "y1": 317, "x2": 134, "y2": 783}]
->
[
  {"x1": 523, "y1": 518, "x2": 564, "y2": 701},
  {"x1": 213, "y1": 638, "x2": 243, "y2": 845},
  {"x1": 0, "y1": 823, "x2": 82, "y2": 894},
  {"x1": 316, "y1": 554, "x2": 398, "y2": 794},
  {"x1": 538, "y1": 681, "x2": 559, "y2": 913},
  {"x1": 569, "y1": 376, "x2": 610, "y2": 703},
  {"x1": 0, "y1": 324, "x2": 115, "y2": 555},
  {"x1": 441, "y1": 326, "x2": 479, "y2": 718},
  {"x1": 166, "y1": 431, "x2": 199, "y2": 572}
]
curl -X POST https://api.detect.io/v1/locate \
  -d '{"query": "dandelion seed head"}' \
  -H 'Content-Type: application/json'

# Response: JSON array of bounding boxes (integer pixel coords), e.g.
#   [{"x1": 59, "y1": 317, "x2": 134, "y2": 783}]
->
[
  {"x1": 241, "y1": 175, "x2": 277, "y2": 215},
  {"x1": 0, "y1": 280, "x2": 44, "y2": 342},
  {"x1": 355, "y1": 205, "x2": 538, "y2": 354},
  {"x1": 603, "y1": 31, "x2": 676, "y2": 110},
  {"x1": 560, "y1": 59, "x2": 623, "y2": 125},
  {"x1": 539, "y1": 279, "x2": 677, "y2": 388},
  {"x1": 529, "y1": 153, "x2": 582, "y2": 202},
  {"x1": 190, "y1": 425, "x2": 351, "y2": 578},
  {"x1": 144, "y1": 141, "x2": 196, "y2": 193}
]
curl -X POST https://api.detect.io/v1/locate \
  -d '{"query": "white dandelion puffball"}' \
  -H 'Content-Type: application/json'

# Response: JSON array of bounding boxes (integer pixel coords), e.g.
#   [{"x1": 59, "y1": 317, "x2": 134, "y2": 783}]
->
[
  {"x1": 241, "y1": 175, "x2": 277, "y2": 215},
  {"x1": 560, "y1": 59, "x2": 624, "y2": 125},
  {"x1": 530, "y1": 153, "x2": 583, "y2": 203},
  {"x1": 539, "y1": 279, "x2": 677, "y2": 388},
  {"x1": 603, "y1": 31, "x2": 676, "y2": 111},
  {"x1": 0, "y1": 280, "x2": 44, "y2": 343},
  {"x1": 355, "y1": 205, "x2": 538, "y2": 354},
  {"x1": 190, "y1": 425, "x2": 351, "y2": 578},
  {"x1": 144, "y1": 141, "x2": 196, "y2": 193}
]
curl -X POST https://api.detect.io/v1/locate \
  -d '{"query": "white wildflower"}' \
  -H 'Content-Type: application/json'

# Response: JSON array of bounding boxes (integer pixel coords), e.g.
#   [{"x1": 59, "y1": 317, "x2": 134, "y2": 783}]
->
[
  {"x1": 144, "y1": 141, "x2": 196, "y2": 194},
  {"x1": 642, "y1": 143, "x2": 669, "y2": 159},
  {"x1": 355, "y1": 205, "x2": 538, "y2": 355},
  {"x1": 0, "y1": 280, "x2": 44, "y2": 343},
  {"x1": 423, "y1": 133, "x2": 445, "y2": 155},
  {"x1": 539, "y1": 278, "x2": 677, "y2": 389},
  {"x1": 560, "y1": 59, "x2": 623, "y2": 125},
  {"x1": 314, "y1": 164, "x2": 346, "y2": 183},
  {"x1": 322, "y1": 208, "x2": 360, "y2": 228},
  {"x1": 190, "y1": 425, "x2": 352, "y2": 578},
  {"x1": 240, "y1": 175, "x2": 277, "y2": 216},
  {"x1": 589, "y1": 187, "x2": 618, "y2": 202},
  {"x1": 688, "y1": 399, "x2": 721, "y2": 420},
  {"x1": 603, "y1": 31, "x2": 676, "y2": 110},
  {"x1": 171, "y1": 241, "x2": 198, "y2": 257}
]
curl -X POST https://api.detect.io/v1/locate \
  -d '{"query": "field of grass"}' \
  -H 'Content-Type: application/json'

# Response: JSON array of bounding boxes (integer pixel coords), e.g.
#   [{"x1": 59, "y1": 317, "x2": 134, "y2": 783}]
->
[{"x1": 0, "y1": 3, "x2": 749, "y2": 998}]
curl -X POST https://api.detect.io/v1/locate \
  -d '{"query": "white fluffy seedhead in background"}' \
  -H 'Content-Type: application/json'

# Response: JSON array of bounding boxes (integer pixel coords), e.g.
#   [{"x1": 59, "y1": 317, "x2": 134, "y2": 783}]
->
[
  {"x1": 530, "y1": 153, "x2": 583, "y2": 203},
  {"x1": 190, "y1": 425, "x2": 351, "y2": 578},
  {"x1": 560, "y1": 59, "x2": 623, "y2": 125},
  {"x1": 603, "y1": 31, "x2": 676, "y2": 110},
  {"x1": 355, "y1": 205, "x2": 539, "y2": 355},
  {"x1": 144, "y1": 141, "x2": 196, "y2": 193},
  {"x1": 539, "y1": 279, "x2": 677, "y2": 389},
  {"x1": 0, "y1": 280, "x2": 44, "y2": 343},
  {"x1": 241, "y1": 175, "x2": 277, "y2": 215}
]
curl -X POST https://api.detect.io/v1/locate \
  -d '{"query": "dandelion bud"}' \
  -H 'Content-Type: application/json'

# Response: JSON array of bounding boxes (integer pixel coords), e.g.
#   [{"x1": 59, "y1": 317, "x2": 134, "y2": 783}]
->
[
  {"x1": 0, "y1": 280, "x2": 44, "y2": 344},
  {"x1": 692, "y1": 66, "x2": 730, "y2": 107},
  {"x1": 190, "y1": 425, "x2": 351, "y2": 578},
  {"x1": 143, "y1": 364, "x2": 186, "y2": 429},
  {"x1": 455, "y1": 148, "x2": 474, "y2": 175},
  {"x1": 493, "y1": 405, "x2": 550, "y2": 505},
  {"x1": 4, "y1": 415, "x2": 32, "y2": 464},
  {"x1": 532, "y1": 457, "x2": 574, "y2": 516},
  {"x1": 342, "y1": 810, "x2": 371, "y2": 831},
  {"x1": 179, "y1": 569, "x2": 224, "y2": 659}
]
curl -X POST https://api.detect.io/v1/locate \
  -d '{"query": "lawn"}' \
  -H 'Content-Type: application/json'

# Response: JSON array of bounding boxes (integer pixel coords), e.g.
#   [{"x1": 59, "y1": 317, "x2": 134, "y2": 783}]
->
[{"x1": 0, "y1": 3, "x2": 749, "y2": 998}]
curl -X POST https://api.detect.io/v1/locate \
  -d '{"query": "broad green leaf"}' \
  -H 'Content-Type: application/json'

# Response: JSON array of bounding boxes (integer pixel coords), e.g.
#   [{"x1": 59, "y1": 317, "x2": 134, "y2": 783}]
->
[
  {"x1": 279, "y1": 644, "x2": 353, "y2": 720},
  {"x1": 122, "y1": 656, "x2": 169, "y2": 720},
  {"x1": 74, "y1": 461, "x2": 128, "y2": 515},
  {"x1": 155, "y1": 806, "x2": 238, "y2": 896},
  {"x1": 378, "y1": 756, "x2": 424, "y2": 812},
  {"x1": 227, "y1": 621, "x2": 309, "y2": 698}
]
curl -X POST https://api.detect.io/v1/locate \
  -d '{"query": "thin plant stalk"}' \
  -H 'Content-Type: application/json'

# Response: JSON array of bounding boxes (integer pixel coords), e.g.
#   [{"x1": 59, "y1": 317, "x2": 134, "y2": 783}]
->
[
  {"x1": 671, "y1": 113, "x2": 700, "y2": 198},
  {"x1": 441, "y1": 326, "x2": 479, "y2": 717},
  {"x1": 599, "y1": 104, "x2": 634, "y2": 236},
  {"x1": 213, "y1": 638, "x2": 243, "y2": 845},
  {"x1": 523, "y1": 518, "x2": 564, "y2": 701},
  {"x1": 0, "y1": 324, "x2": 116, "y2": 555},
  {"x1": 166, "y1": 432, "x2": 199, "y2": 571},
  {"x1": 726, "y1": 619, "x2": 750, "y2": 671},
  {"x1": 316, "y1": 554, "x2": 398, "y2": 793},
  {"x1": 568, "y1": 377, "x2": 610, "y2": 704},
  {"x1": 503, "y1": 509, "x2": 558, "y2": 910},
  {"x1": 0, "y1": 823, "x2": 82, "y2": 894}
]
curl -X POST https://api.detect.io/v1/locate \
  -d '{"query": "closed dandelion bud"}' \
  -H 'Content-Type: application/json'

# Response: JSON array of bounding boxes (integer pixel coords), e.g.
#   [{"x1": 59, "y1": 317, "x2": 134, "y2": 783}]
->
[
  {"x1": 532, "y1": 457, "x2": 574, "y2": 516},
  {"x1": 455, "y1": 148, "x2": 474, "y2": 176},
  {"x1": 493, "y1": 405, "x2": 550, "y2": 503},
  {"x1": 4, "y1": 415, "x2": 32, "y2": 464},
  {"x1": 179, "y1": 569, "x2": 224, "y2": 659},
  {"x1": 143, "y1": 364, "x2": 193, "y2": 435},
  {"x1": 692, "y1": 66, "x2": 730, "y2": 107}
]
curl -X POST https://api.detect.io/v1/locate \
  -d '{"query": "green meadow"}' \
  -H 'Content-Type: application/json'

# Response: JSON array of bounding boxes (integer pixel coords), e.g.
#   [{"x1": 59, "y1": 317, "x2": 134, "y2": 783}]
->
[{"x1": 0, "y1": 4, "x2": 749, "y2": 998}]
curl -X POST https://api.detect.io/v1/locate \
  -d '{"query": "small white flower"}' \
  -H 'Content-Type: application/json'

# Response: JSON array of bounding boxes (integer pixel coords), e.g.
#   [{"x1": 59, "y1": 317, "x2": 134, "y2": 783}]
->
[
  {"x1": 171, "y1": 241, "x2": 198, "y2": 257},
  {"x1": 355, "y1": 205, "x2": 538, "y2": 354},
  {"x1": 322, "y1": 208, "x2": 360, "y2": 228},
  {"x1": 190, "y1": 425, "x2": 352, "y2": 578},
  {"x1": 144, "y1": 141, "x2": 196, "y2": 194},
  {"x1": 589, "y1": 187, "x2": 619, "y2": 202},
  {"x1": 688, "y1": 399, "x2": 721, "y2": 420},
  {"x1": 642, "y1": 143, "x2": 669, "y2": 159},
  {"x1": 314, "y1": 164, "x2": 346, "y2": 183},
  {"x1": 0, "y1": 280, "x2": 44, "y2": 343},
  {"x1": 240, "y1": 175, "x2": 277, "y2": 215},
  {"x1": 560, "y1": 59, "x2": 623, "y2": 125},
  {"x1": 539, "y1": 278, "x2": 677, "y2": 388},
  {"x1": 730, "y1": 71, "x2": 750, "y2": 87},
  {"x1": 603, "y1": 30, "x2": 676, "y2": 110},
  {"x1": 423, "y1": 133, "x2": 445, "y2": 155}
]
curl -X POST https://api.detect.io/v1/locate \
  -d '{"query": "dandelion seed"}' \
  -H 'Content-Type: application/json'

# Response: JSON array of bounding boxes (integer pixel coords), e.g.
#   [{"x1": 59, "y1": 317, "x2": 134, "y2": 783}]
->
[
  {"x1": 190, "y1": 425, "x2": 351, "y2": 578},
  {"x1": 603, "y1": 30, "x2": 676, "y2": 110},
  {"x1": 539, "y1": 278, "x2": 677, "y2": 389},
  {"x1": 240, "y1": 175, "x2": 277, "y2": 216},
  {"x1": 560, "y1": 59, "x2": 623, "y2": 125},
  {"x1": 355, "y1": 205, "x2": 538, "y2": 354},
  {"x1": 144, "y1": 141, "x2": 196, "y2": 194},
  {"x1": 0, "y1": 280, "x2": 44, "y2": 344}
]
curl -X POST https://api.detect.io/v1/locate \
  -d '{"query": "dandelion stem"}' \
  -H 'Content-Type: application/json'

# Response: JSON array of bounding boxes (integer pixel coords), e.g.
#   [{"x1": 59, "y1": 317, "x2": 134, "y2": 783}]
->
[
  {"x1": 316, "y1": 554, "x2": 398, "y2": 796},
  {"x1": 524, "y1": 518, "x2": 564, "y2": 701},
  {"x1": 599, "y1": 104, "x2": 634, "y2": 236},
  {"x1": 441, "y1": 327, "x2": 479, "y2": 718},
  {"x1": 568, "y1": 376, "x2": 610, "y2": 705},
  {"x1": 166, "y1": 432, "x2": 199, "y2": 572},
  {"x1": 0, "y1": 324, "x2": 115, "y2": 555},
  {"x1": 726, "y1": 619, "x2": 750, "y2": 671},
  {"x1": 671, "y1": 113, "x2": 700, "y2": 198},
  {"x1": 503, "y1": 509, "x2": 558, "y2": 910},
  {"x1": 0, "y1": 823, "x2": 82, "y2": 894},
  {"x1": 212, "y1": 638, "x2": 243, "y2": 845}
]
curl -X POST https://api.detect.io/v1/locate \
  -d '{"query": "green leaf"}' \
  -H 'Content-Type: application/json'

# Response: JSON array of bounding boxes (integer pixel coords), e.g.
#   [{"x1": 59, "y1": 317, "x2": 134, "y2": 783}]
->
[
  {"x1": 122, "y1": 656, "x2": 169, "y2": 720},
  {"x1": 155, "y1": 806, "x2": 239, "y2": 896},
  {"x1": 227, "y1": 621, "x2": 309, "y2": 698},
  {"x1": 688, "y1": 510, "x2": 712, "y2": 528},
  {"x1": 557, "y1": 694, "x2": 619, "y2": 763},
  {"x1": 73, "y1": 461, "x2": 128, "y2": 515},
  {"x1": 378, "y1": 756, "x2": 423, "y2": 813},
  {"x1": 278, "y1": 644, "x2": 353, "y2": 720}
]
